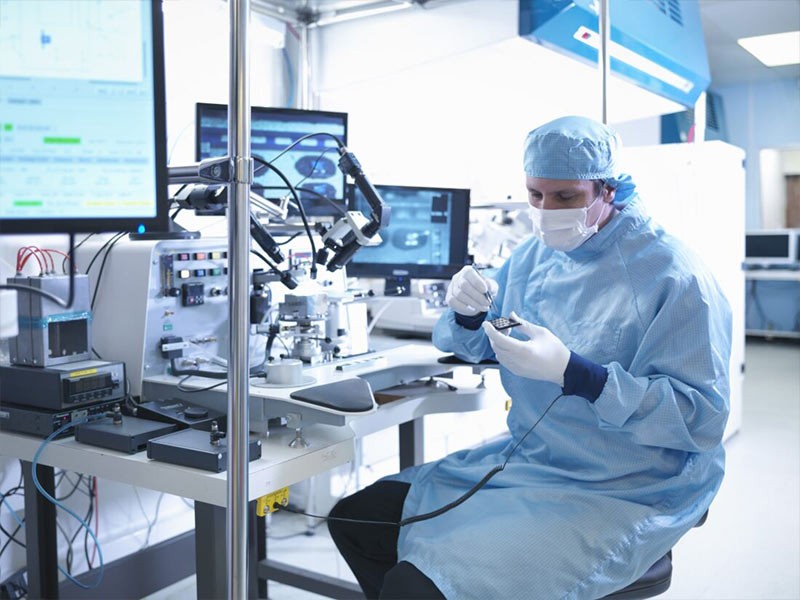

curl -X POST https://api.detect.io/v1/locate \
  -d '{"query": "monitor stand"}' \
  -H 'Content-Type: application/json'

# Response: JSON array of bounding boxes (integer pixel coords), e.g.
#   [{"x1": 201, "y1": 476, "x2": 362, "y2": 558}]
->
[{"x1": 129, "y1": 220, "x2": 200, "y2": 241}]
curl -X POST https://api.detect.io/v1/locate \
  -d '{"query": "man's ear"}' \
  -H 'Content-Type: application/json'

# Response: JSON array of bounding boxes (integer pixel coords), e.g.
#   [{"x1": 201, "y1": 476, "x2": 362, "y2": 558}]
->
[{"x1": 603, "y1": 185, "x2": 616, "y2": 203}]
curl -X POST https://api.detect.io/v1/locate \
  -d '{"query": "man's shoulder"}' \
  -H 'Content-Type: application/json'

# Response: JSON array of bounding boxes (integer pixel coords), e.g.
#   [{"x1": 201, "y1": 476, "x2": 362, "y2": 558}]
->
[{"x1": 619, "y1": 224, "x2": 712, "y2": 288}]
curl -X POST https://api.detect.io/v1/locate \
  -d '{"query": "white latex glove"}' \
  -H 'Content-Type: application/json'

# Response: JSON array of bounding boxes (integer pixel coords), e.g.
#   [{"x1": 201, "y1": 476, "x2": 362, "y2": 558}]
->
[
  {"x1": 481, "y1": 311, "x2": 570, "y2": 386},
  {"x1": 445, "y1": 266, "x2": 499, "y2": 317}
]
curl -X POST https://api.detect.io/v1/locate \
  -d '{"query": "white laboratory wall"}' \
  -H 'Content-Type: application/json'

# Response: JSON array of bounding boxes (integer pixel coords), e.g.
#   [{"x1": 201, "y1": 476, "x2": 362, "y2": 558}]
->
[
  {"x1": 760, "y1": 148, "x2": 786, "y2": 229},
  {"x1": 310, "y1": 0, "x2": 683, "y2": 206},
  {"x1": 619, "y1": 141, "x2": 746, "y2": 441},
  {"x1": 714, "y1": 78, "x2": 800, "y2": 230},
  {"x1": 161, "y1": 0, "x2": 285, "y2": 167}
]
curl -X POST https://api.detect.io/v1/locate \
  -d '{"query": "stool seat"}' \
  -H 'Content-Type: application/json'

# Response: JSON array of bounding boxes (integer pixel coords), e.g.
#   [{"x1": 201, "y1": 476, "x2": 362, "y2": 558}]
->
[{"x1": 601, "y1": 552, "x2": 672, "y2": 599}]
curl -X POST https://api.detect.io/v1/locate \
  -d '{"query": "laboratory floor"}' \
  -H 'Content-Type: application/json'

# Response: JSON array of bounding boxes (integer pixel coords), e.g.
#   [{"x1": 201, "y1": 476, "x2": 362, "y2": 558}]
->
[{"x1": 145, "y1": 338, "x2": 800, "y2": 600}]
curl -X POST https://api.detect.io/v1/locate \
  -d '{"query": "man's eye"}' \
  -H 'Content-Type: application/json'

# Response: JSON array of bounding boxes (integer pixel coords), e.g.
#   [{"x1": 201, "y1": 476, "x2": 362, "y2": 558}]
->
[{"x1": 558, "y1": 193, "x2": 576, "y2": 201}]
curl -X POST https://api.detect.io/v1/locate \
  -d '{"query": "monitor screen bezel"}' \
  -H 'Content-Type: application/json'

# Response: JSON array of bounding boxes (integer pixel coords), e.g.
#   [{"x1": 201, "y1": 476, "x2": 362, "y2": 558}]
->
[
  {"x1": 744, "y1": 230, "x2": 799, "y2": 266},
  {"x1": 0, "y1": 0, "x2": 170, "y2": 235},
  {"x1": 345, "y1": 183, "x2": 471, "y2": 280},
  {"x1": 195, "y1": 102, "x2": 349, "y2": 216}
]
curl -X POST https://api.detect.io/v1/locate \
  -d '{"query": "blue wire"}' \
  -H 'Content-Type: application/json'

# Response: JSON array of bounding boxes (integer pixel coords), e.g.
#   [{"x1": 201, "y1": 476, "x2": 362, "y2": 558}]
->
[
  {"x1": 0, "y1": 494, "x2": 25, "y2": 528},
  {"x1": 31, "y1": 416, "x2": 106, "y2": 590}
]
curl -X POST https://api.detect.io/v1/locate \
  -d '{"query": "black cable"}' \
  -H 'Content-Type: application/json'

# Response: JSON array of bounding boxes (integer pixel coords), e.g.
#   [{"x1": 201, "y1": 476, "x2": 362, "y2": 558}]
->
[
  {"x1": 171, "y1": 206, "x2": 183, "y2": 220},
  {"x1": 296, "y1": 186, "x2": 347, "y2": 217},
  {"x1": 250, "y1": 249, "x2": 282, "y2": 276},
  {"x1": 175, "y1": 376, "x2": 229, "y2": 393},
  {"x1": 0, "y1": 486, "x2": 26, "y2": 552},
  {"x1": 267, "y1": 132, "x2": 344, "y2": 165},
  {"x1": 66, "y1": 475, "x2": 94, "y2": 575},
  {"x1": 90, "y1": 233, "x2": 126, "y2": 310},
  {"x1": 56, "y1": 472, "x2": 85, "y2": 501},
  {"x1": 277, "y1": 393, "x2": 565, "y2": 527},
  {"x1": 63, "y1": 232, "x2": 94, "y2": 273},
  {"x1": 85, "y1": 232, "x2": 125, "y2": 274},
  {"x1": 277, "y1": 232, "x2": 304, "y2": 246},
  {"x1": 0, "y1": 522, "x2": 24, "y2": 557},
  {"x1": 252, "y1": 155, "x2": 318, "y2": 280},
  {"x1": 83, "y1": 477, "x2": 96, "y2": 569}
]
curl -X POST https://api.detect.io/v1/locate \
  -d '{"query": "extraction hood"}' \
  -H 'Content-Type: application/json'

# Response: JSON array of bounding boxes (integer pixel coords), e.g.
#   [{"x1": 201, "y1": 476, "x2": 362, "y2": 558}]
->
[{"x1": 519, "y1": 0, "x2": 710, "y2": 107}]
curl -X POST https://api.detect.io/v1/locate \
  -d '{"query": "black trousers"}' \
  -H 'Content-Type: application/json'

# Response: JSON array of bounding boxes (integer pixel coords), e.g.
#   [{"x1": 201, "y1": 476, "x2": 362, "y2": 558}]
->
[{"x1": 328, "y1": 480, "x2": 446, "y2": 599}]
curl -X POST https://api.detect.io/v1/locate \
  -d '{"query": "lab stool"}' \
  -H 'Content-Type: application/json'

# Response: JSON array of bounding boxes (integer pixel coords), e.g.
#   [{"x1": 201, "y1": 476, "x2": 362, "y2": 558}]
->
[{"x1": 601, "y1": 510, "x2": 709, "y2": 599}]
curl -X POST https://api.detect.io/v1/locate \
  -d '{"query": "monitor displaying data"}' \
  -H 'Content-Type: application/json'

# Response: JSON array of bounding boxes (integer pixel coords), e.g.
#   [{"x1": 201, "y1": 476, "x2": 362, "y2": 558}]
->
[
  {"x1": 0, "y1": 0, "x2": 169, "y2": 234},
  {"x1": 346, "y1": 184, "x2": 471, "y2": 280},
  {"x1": 196, "y1": 103, "x2": 348, "y2": 217}
]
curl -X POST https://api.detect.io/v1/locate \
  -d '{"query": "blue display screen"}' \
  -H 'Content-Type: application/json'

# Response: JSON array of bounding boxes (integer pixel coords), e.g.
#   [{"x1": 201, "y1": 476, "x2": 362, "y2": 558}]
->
[
  {"x1": 0, "y1": 0, "x2": 168, "y2": 233},
  {"x1": 196, "y1": 103, "x2": 348, "y2": 217},
  {"x1": 347, "y1": 184, "x2": 471, "y2": 280}
]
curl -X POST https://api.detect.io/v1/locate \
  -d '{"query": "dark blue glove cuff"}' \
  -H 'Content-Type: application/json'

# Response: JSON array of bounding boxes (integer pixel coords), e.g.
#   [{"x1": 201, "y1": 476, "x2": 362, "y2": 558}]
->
[
  {"x1": 454, "y1": 311, "x2": 487, "y2": 330},
  {"x1": 562, "y1": 351, "x2": 608, "y2": 402}
]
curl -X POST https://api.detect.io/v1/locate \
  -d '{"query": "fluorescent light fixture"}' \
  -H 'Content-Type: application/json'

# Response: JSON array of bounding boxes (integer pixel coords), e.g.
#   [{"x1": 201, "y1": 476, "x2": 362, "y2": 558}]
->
[
  {"x1": 737, "y1": 31, "x2": 800, "y2": 67},
  {"x1": 573, "y1": 26, "x2": 694, "y2": 93}
]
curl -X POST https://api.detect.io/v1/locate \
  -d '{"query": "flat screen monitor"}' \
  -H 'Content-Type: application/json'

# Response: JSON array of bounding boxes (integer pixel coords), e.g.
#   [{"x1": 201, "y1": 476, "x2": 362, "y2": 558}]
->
[
  {"x1": 346, "y1": 184, "x2": 471, "y2": 281},
  {"x1": 745, "y1": 230, "x2": 799, "y2": 267},
  {"x1": 0, "y1": 0, "x2": 169, "y2": 234},
  {"x1": 195, "y1": 103, "x2": 348, "y2": 217}
]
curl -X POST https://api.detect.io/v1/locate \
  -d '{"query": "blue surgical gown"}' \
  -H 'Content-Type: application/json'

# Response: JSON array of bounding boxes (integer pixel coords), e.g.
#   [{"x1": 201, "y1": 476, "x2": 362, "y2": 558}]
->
[{"x1": 388, "y1": 180, "x2": 732, "y2": 599}]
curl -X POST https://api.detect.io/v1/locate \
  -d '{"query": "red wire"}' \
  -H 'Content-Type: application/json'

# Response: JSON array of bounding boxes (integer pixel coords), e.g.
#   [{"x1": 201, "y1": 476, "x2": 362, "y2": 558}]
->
[
  {"x1": 42, "y1": 248, "x2": 73, "y2": 273},
  {"x1": 17, "y1": 246, "x2": 46, "y2": 274}
]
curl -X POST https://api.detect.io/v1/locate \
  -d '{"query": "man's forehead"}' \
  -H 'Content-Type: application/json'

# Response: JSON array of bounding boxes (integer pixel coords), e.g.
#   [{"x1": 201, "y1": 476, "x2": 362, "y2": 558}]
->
[{"x1": 526, "y1": 177, "x2": 592, "y2": 191}]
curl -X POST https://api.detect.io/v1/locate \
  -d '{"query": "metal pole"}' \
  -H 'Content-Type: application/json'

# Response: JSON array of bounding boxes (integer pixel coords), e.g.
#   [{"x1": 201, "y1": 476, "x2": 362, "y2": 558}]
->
[
  {"x1": 599, "y1": 0, "x2": 610, "y2": 124},
  {"x1": 227, "y1": 0, "x2": 252, "y2": 597},
  {"x1": 298, "y1": 23, "x2": 311, "y2": 109}
]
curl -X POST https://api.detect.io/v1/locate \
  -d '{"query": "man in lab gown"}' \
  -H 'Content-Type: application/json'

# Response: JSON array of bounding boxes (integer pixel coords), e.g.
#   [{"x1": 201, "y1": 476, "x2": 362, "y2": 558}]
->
[{"x1": 328, "y1": 116, "x2": 731, "y2": 599}]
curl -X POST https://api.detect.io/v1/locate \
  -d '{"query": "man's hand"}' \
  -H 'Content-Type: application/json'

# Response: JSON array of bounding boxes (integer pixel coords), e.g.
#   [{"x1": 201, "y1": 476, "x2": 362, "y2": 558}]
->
[
  {"x1": 446, "y1": 266, "x2": 499, "y2": 317},
  {"x1": 482, "y1": 311, "x2": 570, "y2": 386}
]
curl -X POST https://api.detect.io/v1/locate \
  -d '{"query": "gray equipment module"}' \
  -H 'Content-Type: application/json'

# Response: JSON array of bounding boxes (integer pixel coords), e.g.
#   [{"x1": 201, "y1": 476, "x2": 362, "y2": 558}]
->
[{"x1": 9, "y1": 274, "x2": 92, "y2": 366}]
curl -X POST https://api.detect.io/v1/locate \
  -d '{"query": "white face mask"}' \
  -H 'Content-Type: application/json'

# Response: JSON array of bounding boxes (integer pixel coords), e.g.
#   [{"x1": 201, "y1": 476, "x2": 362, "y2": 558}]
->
[{"x1": 530, "y1": 195, "x2": 602, "y2": 252}]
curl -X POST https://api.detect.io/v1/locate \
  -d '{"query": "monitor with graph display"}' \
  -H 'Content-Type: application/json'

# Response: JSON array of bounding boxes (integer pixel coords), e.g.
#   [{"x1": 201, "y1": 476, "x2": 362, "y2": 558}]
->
[
  {"x1": 195, "y1": 103, "x2": 348, "y2": 217},
  {"x1": 0, "y1": 0, "x2": 169, "y2": 234},
  {"x1": 346, "y1": 184, "x2": 471, "y2": 280}
]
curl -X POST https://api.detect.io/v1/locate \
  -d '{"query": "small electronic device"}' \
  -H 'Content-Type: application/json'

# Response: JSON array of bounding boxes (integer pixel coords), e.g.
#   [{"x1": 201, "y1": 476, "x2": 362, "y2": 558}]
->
[
  {"x1": 9, "y1": 274, "x2": 92, "y2": 367},
  {"x1": 136, "y1": 397, "x2": 226, "y2": 430},
  {"x1": 146, "y1": 425, "x2": 262, "y2": 472},
  {"x1": 488, "y1": 316, "x2": 520, "y2": 331},
  {"x1": 76, "y1": 408, "x2": 177, "y2": 454},
  {"x1": 744, "y1": 229, "x2": 800, "y2": 268},
  {"x1": 0, "y1": 398, "x2": 122, "y2": 439},
  {"x1": 0, "y1": 360, "x2": 126, "y2": 411},
  {"x1": 346, "y1": 184, "x2": 471, "y2": 285},
  {"x1": 0, "y1": 0, "x2": 169, "y2": 234},
  {"x1": 196, "y1": 103, "x2": 348, "y2": 217}
]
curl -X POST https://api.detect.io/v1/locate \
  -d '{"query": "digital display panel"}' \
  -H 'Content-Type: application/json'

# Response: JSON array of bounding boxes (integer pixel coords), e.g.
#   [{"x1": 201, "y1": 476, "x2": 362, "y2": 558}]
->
[
  {"x1": 0, "y1": 0, "x2": 168, "y2": 234},
  {"x1": 196, "y1": 103, "x2": 348, "y2": 217},
  {"x1": 347, "y1": 184, "x2": 471, "y2": 280}
]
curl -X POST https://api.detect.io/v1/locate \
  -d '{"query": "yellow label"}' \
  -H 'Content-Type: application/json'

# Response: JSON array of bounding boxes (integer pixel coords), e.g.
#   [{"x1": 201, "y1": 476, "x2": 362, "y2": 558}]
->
[
  {"x1": 69, "y1": 368, "x2": 98, "y2": 378},
  {"x1": 256, "y1": 487, "x2": 290, "y2": 516}
]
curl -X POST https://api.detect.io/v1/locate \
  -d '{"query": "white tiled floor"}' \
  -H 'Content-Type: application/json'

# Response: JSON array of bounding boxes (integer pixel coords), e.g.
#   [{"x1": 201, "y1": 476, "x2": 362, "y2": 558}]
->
[{"x1": 145, "y1": 338, "x2": 800, "y2": 600}]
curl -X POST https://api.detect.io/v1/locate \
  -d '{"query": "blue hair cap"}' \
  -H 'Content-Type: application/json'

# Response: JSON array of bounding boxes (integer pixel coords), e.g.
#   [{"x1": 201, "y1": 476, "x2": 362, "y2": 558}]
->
[{"x1": 523, "y1": 116, "x2": 621, "y2": 181}]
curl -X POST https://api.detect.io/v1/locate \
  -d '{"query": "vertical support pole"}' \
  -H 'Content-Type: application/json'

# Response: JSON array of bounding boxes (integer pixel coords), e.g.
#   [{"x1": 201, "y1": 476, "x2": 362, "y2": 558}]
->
[
  {"x1": 599, "y1": 0, "x2": 610, "y2": 124},
  {"x1": 227, "y1": 0, "x2": 252, "y2": 598},
  {"x1": 298, "y1": 23, "x2": 312, "y2": 109},
  {"x1": 694, "y1": 91, "x2": 707, "y2": 143},
  {"x1": 22, "y1": 461, "x2": 59, "y2": 599},
  {"x1": 399, "y1": 419, "x2": 425, "y2": 470}
]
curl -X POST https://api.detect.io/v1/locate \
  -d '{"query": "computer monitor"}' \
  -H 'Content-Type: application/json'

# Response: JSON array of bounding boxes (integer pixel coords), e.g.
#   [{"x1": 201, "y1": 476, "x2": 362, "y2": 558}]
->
[
  {"x1": 195, "y1": 103, "x2": 348, "y2": 217},
  {"x1": 745, "y1": 229, "x2": 800, "y2": 267},
  {"x1": 0, "y1": 0, "x2": 169, "y2": 234},
  {"x1": 346, "y1": 184, "x2": 471, "y2": 283}
]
